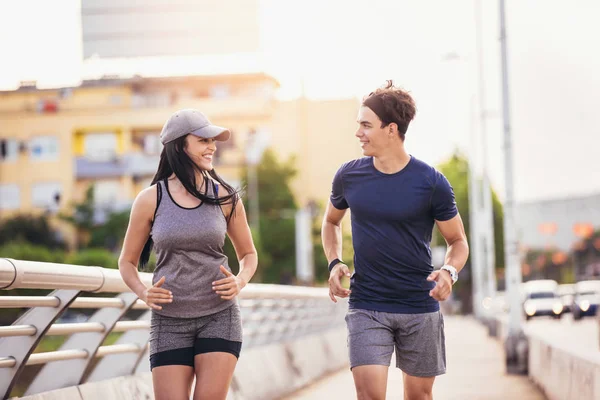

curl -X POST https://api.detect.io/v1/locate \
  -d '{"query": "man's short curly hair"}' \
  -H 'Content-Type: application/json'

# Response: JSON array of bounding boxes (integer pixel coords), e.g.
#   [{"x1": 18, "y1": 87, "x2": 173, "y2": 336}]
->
[{"x1": 362, "y1": 80, "x2": 417, "y2": 141}]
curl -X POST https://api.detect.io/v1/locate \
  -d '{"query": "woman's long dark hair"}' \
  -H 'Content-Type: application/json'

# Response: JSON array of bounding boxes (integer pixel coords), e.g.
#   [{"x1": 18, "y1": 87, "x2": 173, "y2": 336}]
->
[{"x1": 138, "y1": 135, "x2": 239, "y2": 269}]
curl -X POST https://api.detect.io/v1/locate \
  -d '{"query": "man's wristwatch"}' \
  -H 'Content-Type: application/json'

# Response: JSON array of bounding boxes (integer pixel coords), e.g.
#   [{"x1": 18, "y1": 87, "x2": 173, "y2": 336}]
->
[
  {"x1": 328, "y1": 258, "x2": 343, "y2": 272},
  {"x1": 440, "y1": 265, "x2": 458, "y2": 284}
]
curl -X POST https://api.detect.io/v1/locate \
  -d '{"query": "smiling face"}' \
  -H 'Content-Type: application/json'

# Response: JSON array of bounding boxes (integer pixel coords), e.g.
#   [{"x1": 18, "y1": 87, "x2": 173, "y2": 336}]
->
[
  {"x1": 184, "y1": 134, "x2": 217, "y2": 170},
  {"x1": 355, "y1": 106, "x2": 395, "y2": 157}
]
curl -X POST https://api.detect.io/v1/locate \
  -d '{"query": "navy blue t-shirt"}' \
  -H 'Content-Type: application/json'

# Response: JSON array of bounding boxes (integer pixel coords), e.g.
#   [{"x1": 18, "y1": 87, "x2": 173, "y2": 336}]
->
[{"x1": 330, "y1": 156, "x2": 458, "y2": 314}]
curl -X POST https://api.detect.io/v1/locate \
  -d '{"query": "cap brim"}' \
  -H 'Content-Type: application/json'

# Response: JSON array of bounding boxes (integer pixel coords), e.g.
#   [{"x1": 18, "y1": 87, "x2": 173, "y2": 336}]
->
[{"x1": 190, "y1": 125, "x2": 231, "y2": 142}]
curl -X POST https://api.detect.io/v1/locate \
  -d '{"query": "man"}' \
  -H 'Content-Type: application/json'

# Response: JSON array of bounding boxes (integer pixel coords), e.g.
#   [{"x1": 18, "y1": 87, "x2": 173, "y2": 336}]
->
[{"x1": 321, "y1": 81, "x2": 469, "y2": 400}]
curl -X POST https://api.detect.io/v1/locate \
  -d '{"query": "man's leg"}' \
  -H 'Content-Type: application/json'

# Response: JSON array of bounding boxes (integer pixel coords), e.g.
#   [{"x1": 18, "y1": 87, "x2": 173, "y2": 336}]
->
[
  {"x1": 402, "y1": 372, "x2": 435, "y2": 400},
  {"x1": 346, "y1": 309, "x2": 395, "y2": 400},
  {"x1": 394, "y1": 311, "x2": 446, "y2": 400},
  {"x1": 352, "y1": 365, "x2": 389, "y2": 400}
]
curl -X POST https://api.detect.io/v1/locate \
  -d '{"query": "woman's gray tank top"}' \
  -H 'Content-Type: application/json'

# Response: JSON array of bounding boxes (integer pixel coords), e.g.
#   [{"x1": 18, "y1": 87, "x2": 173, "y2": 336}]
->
[{"x1": 150, "y1": 179, "x2": 235, "y2": 318}]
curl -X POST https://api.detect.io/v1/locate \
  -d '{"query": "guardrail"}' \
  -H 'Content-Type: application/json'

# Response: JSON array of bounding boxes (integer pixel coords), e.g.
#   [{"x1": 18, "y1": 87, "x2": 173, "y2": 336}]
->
[
  {"x1": 490, "y1": 313, "x2": 600, "y2": 400},
  {"x1": 0, "y1": 258, "x2": 345, "y2": 399}
]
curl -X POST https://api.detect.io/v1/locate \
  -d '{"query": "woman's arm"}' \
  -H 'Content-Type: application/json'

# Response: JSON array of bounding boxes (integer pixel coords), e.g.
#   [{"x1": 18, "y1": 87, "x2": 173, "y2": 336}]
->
[
  {"x1": 212, "y1": 198, "x2": 258, "y2": 299},
  {"x1": 118, "y1": 185, "x2": 172, "y2": 310}
]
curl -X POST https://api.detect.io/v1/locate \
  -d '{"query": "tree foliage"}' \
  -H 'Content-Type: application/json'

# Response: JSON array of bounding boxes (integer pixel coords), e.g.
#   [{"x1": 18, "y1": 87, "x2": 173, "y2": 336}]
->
[
  {"x1": 225, "y1": 149, "x2": 298, "y2": 283},
  {"x1": 433, "y1": 152, "x2": 505, "y2": 270},
  {"x1": 0, "y1": 215, "x2": 66, "y2": 250}
]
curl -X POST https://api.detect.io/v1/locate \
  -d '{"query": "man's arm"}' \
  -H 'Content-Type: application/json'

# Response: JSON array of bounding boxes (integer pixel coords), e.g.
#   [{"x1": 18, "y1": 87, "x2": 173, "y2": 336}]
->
[
  {"x1": 436, "y1": 213, "x2": 469, "y2": 273},
  {"x1": 428, "y1": 213, "x2": 469, "y2": 301},
  {"x1": 322, "y1": 200, "x2": 347, "y2": 263},
  {"x1": 321, "y1": 200, "x2": 351, "y2": 302}
]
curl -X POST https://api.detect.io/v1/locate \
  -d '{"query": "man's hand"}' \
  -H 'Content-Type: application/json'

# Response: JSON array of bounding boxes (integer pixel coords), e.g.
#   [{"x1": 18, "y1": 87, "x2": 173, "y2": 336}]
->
[
  {"x1": 427, "y1": 270, "x2": 453, "y2": 301},
  {"x1": 212, "y1": 265, "x2": 246, "y2": 300},
  {"x1": 328, "y1": 263, "x2": 351, "y2": 303}
]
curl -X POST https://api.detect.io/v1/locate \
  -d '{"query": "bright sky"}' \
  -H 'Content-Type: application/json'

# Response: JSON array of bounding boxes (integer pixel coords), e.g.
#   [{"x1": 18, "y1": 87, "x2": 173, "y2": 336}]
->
[{"x1": 2, "y1": 0, "x2": 600, "y2": 203}]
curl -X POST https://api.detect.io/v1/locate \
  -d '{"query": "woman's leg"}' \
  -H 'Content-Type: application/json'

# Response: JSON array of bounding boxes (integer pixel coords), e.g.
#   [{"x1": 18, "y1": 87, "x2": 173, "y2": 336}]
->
[
  {"x1": 149, "y1": 312, "x2": 197, "y2": 400},
  {"x1": 193, "y1": 351, "x2": 238, "y2": 400},
  {"x1": 192, "y1": 306, "x2": 243, "y2": 400},
  {"x1": 152, "y1": 364, "x2": 194, "y2": 400}
]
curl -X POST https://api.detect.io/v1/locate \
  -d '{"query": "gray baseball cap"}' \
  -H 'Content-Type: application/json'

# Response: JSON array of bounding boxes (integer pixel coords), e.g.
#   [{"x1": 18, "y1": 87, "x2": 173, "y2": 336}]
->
[{"x1": 159, "y1": 109, "x2": 231, "y2": 145}]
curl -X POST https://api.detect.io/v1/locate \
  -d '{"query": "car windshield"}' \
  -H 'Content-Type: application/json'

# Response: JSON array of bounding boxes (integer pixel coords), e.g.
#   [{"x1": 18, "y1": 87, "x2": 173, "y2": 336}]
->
[{"x1": 528, "y1": 292, "x2": 556, "y2": 299}]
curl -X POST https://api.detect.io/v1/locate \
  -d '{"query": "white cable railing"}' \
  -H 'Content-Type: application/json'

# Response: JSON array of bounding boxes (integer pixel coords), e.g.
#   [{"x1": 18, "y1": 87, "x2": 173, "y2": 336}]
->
[{"x1": 0, "y1": 258, "x2": 345, "y2": 398}]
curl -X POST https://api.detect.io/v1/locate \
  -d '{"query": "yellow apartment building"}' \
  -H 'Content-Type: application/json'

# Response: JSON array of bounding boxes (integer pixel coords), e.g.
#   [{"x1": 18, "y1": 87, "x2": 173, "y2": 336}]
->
[{"x1": 0, "y1": 73, "x2": 362, "y2": 244}]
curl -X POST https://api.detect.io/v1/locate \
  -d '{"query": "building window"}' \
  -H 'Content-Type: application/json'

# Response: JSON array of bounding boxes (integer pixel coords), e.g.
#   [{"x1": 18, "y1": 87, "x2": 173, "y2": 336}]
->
[
  {"x1": 84, "y1": 133, "x2": 118, "y2": 161},
  {"x1": 93, "y1": 180, "x2": 122, "y2": 207},
  {"x1": 31, "y1": 182, "x2": 62, "y2": 211},
  {"x1": 29, "y1": 136, "x2": 59, "y2": 162},
  {"x1": 209, "y1": 85, "x2": 230, "y2": 99},
  {"x1": 109, "y1": 94, "x2": 122, "y2": 105},
  {"x1": 0, "y1": 184, "x2": 20, "y2": 210},
  {"x1": 143, "y1": 134, "x2": 162, "y2": 155},
  {"x1": 133, "y1": 130, "x2": 162, "y2": 155},
  {"x1": 135, "y1": 177, "x2": 153, "y2": 189},
  {"x1": 0, "y1": 138, "x2": 18, "y2": 162},
  {"x1": 131, "y1": 93, "x2": 171, "y2": 108}
]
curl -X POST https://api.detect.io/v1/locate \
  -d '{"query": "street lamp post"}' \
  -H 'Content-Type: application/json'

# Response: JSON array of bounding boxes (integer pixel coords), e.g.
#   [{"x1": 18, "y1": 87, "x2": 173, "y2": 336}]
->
[
  {"x1": 473, "y1": 0, "x2": 498, "y2": 334},
  {"x1": 498, "y1": 0, "x2": 527, "y2": 375},
  {"x1": 468, "y1": 96, "x2": 485, "y2": 319},
  {"x1": 247, "y1": 163, "x2": 260, "y2": 233},
  {"x1": 245, "y1": 129, "x2": 269, "y2": 233},
  {"x1": 475, "y1": 0, "x2": 498, "y2": 321}
]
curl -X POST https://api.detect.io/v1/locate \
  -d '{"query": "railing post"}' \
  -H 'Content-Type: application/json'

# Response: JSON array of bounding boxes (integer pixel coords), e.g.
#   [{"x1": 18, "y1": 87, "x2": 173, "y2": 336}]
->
[
  {"x1": 0, "y1": 289, "x2": 80, "y2": 400},
  {"x1": 25, "y1": 292, "x2": 139, "y2": 396},
  {"x1": 85, "y1": 310, "x2": 151, "y2": 382}
]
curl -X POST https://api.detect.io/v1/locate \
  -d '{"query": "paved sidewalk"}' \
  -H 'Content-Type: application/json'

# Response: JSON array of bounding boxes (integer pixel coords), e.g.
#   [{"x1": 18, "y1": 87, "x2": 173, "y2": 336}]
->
[{"x1": 285, "y1": 316, "x2": 545, "y2": 400}]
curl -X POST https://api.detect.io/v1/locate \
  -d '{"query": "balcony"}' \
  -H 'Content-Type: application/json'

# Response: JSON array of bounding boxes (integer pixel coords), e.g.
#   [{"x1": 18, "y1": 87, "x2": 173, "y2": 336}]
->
[
  {"x1": 75, "y1": 150, "x2": 241, "y2": 180},
  {"x1": 75, "y1": 153, "x2": 160, "y2": 179}
]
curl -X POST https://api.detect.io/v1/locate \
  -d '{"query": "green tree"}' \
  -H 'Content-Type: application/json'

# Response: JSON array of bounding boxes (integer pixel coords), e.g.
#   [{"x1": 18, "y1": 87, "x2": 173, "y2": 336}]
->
[
  {"x1": 66, "y1": 248, "x2": 119, "y2": 270},
  {"x1": 491, "y1": 190, "x2": 505, "y2": 271},
  {"x1": 225, "y1": 149, "x2": 298, "y2": 284},
  {"x1": 432, "y1": 152, "x2": 505, "y2": 313},
  {"x1": 89, "y1": 210, "x2": 130, "y2": 252},
  {"x1": 0, "y1": 242, "x2": 66, "y2": 263},
  {"x1": 0, "y1": 215, "x2": 66, "y2": 250},
  {"x1": 311, "y1": 200, "x2": 355, "y2": 284},
  {"x1": 59, "y1": 185, "x2": 95, "y2": 248},
  {"x1": 433, "y1": 152, "x2": 505, "y2": 271},
  {"x1": 60, "y1": 184, "x2": 130, "y2": 252}
]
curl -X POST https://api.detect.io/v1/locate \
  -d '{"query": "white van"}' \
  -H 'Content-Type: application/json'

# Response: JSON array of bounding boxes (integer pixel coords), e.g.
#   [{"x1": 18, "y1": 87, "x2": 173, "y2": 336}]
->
[{"x1": 522, "y1": 279, "x2": 563, "y2": 320}]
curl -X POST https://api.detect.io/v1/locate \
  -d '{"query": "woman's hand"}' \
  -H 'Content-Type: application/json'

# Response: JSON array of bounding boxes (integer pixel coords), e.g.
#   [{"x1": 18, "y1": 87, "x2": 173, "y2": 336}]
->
[
  {"x1": 212, "y1": 265, "x2": 246, "y2": 300},
  {"x1": 140, "y1": 276, "x2": 173, "y2": 311}
]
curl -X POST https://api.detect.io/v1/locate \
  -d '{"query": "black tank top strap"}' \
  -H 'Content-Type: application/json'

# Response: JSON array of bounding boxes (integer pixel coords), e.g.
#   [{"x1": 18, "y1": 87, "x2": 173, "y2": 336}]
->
[{"x1": 151, "y1": 181, "x2": 163, "y2": 224}]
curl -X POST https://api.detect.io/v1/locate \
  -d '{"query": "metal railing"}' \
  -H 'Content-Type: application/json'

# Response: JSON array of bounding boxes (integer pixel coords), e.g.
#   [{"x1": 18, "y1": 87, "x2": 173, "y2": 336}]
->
[{"x1": 0, "y1": 258, "x2": 345, "y2": 399}]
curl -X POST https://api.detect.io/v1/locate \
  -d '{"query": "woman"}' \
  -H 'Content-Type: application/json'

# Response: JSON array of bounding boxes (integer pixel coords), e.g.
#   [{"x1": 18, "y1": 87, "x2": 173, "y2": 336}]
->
[{"x1": 118, "y1": 109, "x2": 258, "y2": 400}]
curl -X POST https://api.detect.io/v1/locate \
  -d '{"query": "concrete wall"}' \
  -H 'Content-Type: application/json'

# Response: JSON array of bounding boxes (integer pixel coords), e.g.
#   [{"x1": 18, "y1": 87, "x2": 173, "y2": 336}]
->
[
  {"x1": 493, "y1": 316, "x2": 600, "y2": 400},
  {"x1": 528, "y1": 332, "x2": 600, "y2": 400},
  {"x1": 17, "y1": 327, "x2": 348, "y2": 400}
]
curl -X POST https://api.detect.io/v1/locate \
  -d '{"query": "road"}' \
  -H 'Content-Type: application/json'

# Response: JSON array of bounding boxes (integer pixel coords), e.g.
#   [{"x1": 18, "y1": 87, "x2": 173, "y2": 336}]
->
[{"x1": 285, "y1": 316, "x2": 545, "y2": 400}]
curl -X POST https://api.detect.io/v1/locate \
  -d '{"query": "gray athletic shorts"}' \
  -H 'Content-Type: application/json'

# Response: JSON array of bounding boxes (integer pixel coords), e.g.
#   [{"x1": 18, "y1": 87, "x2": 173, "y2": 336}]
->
[
  {"x1": 149, "y1": 304, "x2": 243, "y2": 369},
  {"x1": 345, "y1": 308, "x2": 446, "y2": 377}
]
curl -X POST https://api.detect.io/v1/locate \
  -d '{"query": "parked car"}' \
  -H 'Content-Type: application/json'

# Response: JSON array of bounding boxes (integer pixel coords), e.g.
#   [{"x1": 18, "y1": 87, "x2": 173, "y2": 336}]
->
[
  {"x1": 522, "y1": 279, "x2": 563, "y2": 320},
  {"x1": 557, "y1": 283, "x2": 576, "y2": 313},
  {"x1": 572, "y1": 280, "x2": 600, "y2": 320}
]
